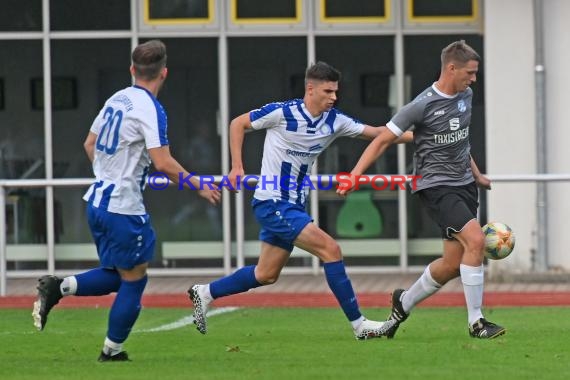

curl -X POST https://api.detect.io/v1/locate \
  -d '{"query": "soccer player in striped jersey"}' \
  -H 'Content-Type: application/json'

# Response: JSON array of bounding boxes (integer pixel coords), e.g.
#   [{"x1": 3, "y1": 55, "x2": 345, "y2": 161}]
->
[
  {"x1": 189, "y1": 61, "x2": 411, "y2": 340},
  {"x1": 338, "y1": 40, "x2": 505, "y2": 339},
  {"x1": 32, "y1": 40, "x2": 221, "y2": 361}
]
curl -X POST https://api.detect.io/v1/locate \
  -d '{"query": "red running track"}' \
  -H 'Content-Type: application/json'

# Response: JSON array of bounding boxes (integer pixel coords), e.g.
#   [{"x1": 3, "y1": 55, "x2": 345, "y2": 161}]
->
[{"x1": 1, "y1": 292, "x2": 569, "y2": 309}]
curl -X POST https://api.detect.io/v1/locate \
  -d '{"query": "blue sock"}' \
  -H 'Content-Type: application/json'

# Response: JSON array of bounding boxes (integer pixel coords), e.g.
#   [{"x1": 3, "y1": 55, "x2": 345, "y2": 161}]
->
[
  {"x1": 209, "y1": 265, "x2": 262, "y2": 299},
  {"x1": 75, "y1": 268, "x2": 121, "y2": 296},
  {"x1": 324, "y1": 261, "x2": 362, "y2": 322},
  {"x1": 107, "y1": 276, "x2": 148, "y2": 344}
]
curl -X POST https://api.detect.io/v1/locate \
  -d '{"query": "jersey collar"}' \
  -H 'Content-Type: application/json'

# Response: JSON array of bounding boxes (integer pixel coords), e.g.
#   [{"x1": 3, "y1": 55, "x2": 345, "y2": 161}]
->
[{"x1": 431, "y1": 82, "x2": 459, "y2": 99}]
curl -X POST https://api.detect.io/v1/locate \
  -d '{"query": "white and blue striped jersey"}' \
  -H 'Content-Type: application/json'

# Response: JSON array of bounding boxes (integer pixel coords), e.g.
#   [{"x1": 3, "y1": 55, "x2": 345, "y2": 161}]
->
[
  {"x1": 83, "y1": 85, "x2": 169, "y2": 215},
  {"x1": 250, "y1": 99, "x2": 365, "y2": 206}
]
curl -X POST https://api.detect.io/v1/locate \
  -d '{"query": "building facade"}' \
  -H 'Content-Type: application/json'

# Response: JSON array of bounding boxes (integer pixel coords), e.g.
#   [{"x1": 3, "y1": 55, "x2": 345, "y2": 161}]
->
[{"x1": 0, "y1": 1, "x2": 568, "y2": 288}]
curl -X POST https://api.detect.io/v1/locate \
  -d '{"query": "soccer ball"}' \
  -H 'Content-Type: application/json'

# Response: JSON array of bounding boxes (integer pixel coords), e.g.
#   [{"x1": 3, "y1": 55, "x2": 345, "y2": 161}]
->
[{"x1": 482, "y1": 222, "x2": 515, "y2": 260}]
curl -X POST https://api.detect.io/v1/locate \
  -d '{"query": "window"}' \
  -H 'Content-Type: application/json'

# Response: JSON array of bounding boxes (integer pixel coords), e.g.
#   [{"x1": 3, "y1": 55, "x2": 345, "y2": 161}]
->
[
  {"x1": 50, "y1": 0, "x2": 130, "y2": 30},
  {"x1": 50, "y1": 39, "x2": 131, "y2": 180},
  {"x1": 0, "y1": 0, "x2": 42, "y2": 31},
  {"x1": 228, "y1": 37, "x2": 307, "y2": 240},
  {"x1": 133, "y1": 38, "x2": 223, "y2": 242},
  {"x1": 144, "y1": 0, "x2": 214, "y2": 25},
  {"x1": 0, "y1": 41, "x2": 45, "y2": 180},
  {"x1": 320, "y1": 0, "x2": 389, "y2": 23},
  {"x1": 404, "y1": 35, "x2": 486, "y2": 238},
  {"x1": 314, "y1": 36, "x2": 399, "y2": 241},
  {"x1": 231, "y1": 0, "x2": 301, "y2": 24},
  {"x1": 0, "y1": 79, "x2": 4, "y2": 110},
  {"x1": 31, "y1": 78, "x2": 78, "y2": 110},
  {"x1": 408, "y1": 0, "x2": 477, "y2": 23},
  {"x1": 361, "y1": 73, "x2": 391, "y2": 107}
]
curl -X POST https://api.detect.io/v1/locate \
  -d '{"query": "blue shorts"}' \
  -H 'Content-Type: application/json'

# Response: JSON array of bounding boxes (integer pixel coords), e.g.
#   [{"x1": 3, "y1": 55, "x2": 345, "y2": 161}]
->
[
  {"x1": 252, "y1": 198, "x2": 313, "y2": 252},
  {"x1": 86, "y1": 204, "x2": 156, "y2": 270}
]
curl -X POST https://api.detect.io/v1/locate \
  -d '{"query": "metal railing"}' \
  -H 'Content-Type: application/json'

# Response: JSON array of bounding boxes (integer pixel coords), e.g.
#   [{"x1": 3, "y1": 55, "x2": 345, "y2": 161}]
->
[{"x1": 2, "y1": 173, "x2": 570, "y2": 296}]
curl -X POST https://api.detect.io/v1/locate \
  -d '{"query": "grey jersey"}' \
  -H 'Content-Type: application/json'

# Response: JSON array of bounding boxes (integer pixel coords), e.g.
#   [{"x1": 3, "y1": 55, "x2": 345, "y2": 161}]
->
[{"x1": 386, "y1": 83, "x2": 474, "y2": 192}]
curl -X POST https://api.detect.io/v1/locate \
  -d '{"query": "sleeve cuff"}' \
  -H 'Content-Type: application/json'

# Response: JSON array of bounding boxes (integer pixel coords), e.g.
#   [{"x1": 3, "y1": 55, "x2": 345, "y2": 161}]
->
[{"x1": 386, "y1": 121, "x2": 403, "y2": 137}]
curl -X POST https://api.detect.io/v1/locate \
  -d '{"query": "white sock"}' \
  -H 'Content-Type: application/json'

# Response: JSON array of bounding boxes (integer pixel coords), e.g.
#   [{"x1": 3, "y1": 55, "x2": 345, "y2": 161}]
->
[
  {"x1": 401, "y1": 265, "x2": 441, "y2": 313},
  {"x1": 351, "y1": 316, "x2": 366, "y2": 330},
  {"x1": 60, "y1": 276, "x2": 77, "y2": 296},
  {"x1": 103, "y1": 337, "x2": 123, "y2": 356},
  {"x1": 460, "y1": 264, "x2": 484, "y2": 326},
  {"x1": 199, "y1": 284, "x2": 214, "y2": 305}
]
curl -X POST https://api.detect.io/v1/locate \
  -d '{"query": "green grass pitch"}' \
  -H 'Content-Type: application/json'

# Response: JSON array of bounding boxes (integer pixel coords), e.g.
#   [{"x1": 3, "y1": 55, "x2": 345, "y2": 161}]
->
[{"x1": 1, "y1": 306, "x2": 569, "y2": 379}]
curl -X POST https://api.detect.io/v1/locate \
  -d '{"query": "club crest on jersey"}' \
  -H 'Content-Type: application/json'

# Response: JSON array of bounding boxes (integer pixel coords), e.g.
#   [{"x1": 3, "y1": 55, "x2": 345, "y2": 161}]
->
[
  {"x1": 317, "y1": 123, "x2": 334, "y2": 135},
  {"x1": 457, "y1": 100, "x2": 467, "y2": 112}
]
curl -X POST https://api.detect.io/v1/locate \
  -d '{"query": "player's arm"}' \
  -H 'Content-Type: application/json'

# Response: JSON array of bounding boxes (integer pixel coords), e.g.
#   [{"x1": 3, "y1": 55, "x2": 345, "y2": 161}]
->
[
  {"x1": 83, "y1": 132, "x2": 97, "y2": 163},
  {"x1": 397, "y1": 130, "x2": 414, "y2": 143},
  {"x1": 337, "y1": 127, "x2": 399, "y2": 196},
  {"x1": 148, "y1": 146, "x2": 191, "y2": 184},
  {"x1": 470, "y1": 155, "x2": 491, "y2": 190},
  {"x1": 360, "y1": 125, "x2": 413, "y2": 143},
  {"x1": 228, "y1": 112, "x2": 253, "y2": 191},
  {"x1": 148, "y1": 146, "x2": 221, "y2": 205}
]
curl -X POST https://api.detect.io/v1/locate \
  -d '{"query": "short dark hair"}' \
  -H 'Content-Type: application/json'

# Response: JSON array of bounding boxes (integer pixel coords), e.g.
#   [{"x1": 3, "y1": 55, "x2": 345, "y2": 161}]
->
[
  {"x1": 305, "y1": 61, "x2": 341, "y2": 85},
  {"x1": 441, "y1": 40, "x2": 480, "y2": 67},
  {"x1": 132, "y1": 40, "x2": 167, "y2": 80}
]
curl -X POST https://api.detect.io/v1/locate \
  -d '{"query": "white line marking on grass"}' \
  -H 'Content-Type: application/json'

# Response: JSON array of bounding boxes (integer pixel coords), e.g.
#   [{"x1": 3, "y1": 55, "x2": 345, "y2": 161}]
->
[{"x1": 139, "y1": 307, "x2": 240, "y2": 333}]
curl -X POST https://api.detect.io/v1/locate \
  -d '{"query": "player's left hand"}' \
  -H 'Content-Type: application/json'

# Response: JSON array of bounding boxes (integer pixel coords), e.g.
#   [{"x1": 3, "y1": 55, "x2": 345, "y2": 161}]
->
[
  {"x1": 228, "y1": 167, "x2": 245, "y2": 193},
  {"x1": 475, "y1": 174, "x2": 492, "y2": 190}
]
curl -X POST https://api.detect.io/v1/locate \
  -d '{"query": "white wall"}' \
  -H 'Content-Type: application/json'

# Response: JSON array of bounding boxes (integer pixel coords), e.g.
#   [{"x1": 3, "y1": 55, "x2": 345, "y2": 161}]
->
[
  {"x1": 543, "y1": 0, "x2": 570, "y2": 270},
  {"x1": 484, "y1": 0, "x2": 537, "y2": 274},
  {"x1": 485, "y1": 0, "x2": 570, "y2": 273}
]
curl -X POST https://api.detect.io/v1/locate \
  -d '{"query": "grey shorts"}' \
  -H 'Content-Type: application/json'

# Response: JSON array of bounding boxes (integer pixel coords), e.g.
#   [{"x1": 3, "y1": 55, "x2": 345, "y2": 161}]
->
[{"x1": 417, "y1": 182, "x2": 479, "y2": 240}]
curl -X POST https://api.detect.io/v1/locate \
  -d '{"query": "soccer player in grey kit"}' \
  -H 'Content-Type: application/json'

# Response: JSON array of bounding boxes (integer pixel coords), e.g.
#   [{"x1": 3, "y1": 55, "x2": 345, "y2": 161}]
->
[{"x1": 337, "y1": 40, "x2": 505, "y2": 339}]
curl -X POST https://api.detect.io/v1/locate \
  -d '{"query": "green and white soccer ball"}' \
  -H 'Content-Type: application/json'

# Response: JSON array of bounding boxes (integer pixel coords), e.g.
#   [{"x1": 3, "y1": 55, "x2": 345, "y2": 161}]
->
[{"x1": 482, "y1": 222, "x2": 515, "y2": 260}]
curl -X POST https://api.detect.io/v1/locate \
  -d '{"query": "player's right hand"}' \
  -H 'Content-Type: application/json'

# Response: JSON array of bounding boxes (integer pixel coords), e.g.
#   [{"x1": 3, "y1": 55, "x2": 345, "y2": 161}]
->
[
  {"x1": 336, "y1": 172, "x2": 358, "y2": 197},
  {"x1": 198, "y1": 187, "x2": 221, "y2": 205}
]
